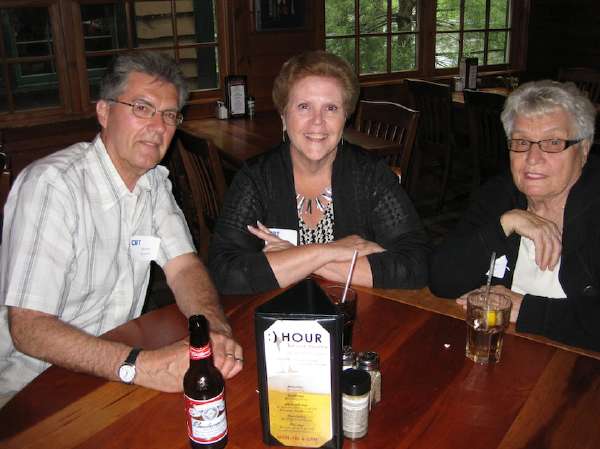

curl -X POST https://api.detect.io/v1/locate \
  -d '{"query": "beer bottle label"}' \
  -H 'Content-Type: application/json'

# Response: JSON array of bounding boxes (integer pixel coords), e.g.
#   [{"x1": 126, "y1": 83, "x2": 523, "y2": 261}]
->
[
  {"x1": 185, "y1": 389, "x2": 227, "y2": 444},
  {"x1": 190, "y1": 344, "x2": 212, "y2": 360}
]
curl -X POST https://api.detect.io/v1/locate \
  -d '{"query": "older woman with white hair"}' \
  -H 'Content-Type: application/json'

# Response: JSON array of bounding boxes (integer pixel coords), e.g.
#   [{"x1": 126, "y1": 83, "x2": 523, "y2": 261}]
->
[{"x1": 430, "y1": 80, "x2": 599, "y2": 351}]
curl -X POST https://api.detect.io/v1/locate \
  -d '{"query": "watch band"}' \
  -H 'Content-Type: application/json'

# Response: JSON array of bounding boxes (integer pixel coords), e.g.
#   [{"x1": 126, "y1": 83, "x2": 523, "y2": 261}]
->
[{"x1": 124, "y1": 347, "x2": 142, "y2": 365}]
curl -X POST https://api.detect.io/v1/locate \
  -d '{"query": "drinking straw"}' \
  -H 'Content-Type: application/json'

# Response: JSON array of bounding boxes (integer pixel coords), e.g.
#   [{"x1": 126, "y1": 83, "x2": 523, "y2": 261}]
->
[
  {"x1": 341, "y1": 250, "x2": 359, "y2": 303},
  {"x1": 485, "y1": 251, "x2": 496, "y2": 304}
]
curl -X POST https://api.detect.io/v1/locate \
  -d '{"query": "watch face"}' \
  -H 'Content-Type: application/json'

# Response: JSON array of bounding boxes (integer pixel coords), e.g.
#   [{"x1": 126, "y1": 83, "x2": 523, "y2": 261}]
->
[{"x1": 119, "y1": 364, "x2": 136, "y2": 383}]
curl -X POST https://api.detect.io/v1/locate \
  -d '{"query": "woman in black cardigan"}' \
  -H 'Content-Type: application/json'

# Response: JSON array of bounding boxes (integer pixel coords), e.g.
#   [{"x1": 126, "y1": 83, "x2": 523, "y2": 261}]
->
[
  {"x1": 430, "y1": 80, "x2": 600, "y2": 351},
  {"x1": 208, "y1": 51, "x2": 428, "y2": 295}
]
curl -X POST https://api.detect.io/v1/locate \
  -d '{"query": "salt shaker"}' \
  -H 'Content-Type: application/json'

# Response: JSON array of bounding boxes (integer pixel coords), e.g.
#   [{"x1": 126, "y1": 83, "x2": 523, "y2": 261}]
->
[
  {"x1": 342, "y1": 346, "x2": 356, "y2": 371},
  {"x1": 357, "y1": 351, "x2": 381, "y2": 408}
]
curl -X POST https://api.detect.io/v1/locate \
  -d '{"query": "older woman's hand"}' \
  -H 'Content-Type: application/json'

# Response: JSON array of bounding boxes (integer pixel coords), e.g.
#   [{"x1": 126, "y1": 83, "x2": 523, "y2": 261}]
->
[
  {"x1": 247, "y1": 222, "x2": 294, "y2": 253},
  {"x1": 500, "y1": 209, "x2": 562, "y2": 271},
  {"x1": 457, "y1": 285, "x2": 523, "y2": 323}
]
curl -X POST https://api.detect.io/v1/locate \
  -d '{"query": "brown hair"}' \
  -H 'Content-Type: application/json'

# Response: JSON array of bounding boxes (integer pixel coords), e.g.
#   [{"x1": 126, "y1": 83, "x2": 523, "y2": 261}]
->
[{"x1": 272, "y1": 50, "x2": 359, "y2": 116}]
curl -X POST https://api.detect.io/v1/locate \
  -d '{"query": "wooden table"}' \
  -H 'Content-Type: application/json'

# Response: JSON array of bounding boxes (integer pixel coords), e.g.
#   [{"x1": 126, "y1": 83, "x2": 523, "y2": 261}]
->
[
  {"x1": 181, "y1": 111, "x2": 282, "y2": 167},
  {"x1": 452, "y1": 87, "x2": 511, "y2": 105},
  {"x1": 2, "y1": 283, "x2": 599, "y2": 449}
]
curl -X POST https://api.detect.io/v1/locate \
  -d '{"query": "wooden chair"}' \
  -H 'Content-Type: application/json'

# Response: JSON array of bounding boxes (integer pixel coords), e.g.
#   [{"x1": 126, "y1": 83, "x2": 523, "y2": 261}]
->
[
  {"x1": 1, "y1": 146, "x2": 12, "y2": 244},
  {"x1": 143, "y1": 131, "x2": 226, "y2": 313},
  {"x1": 558, "y1": 67, "x2": 600, "y2": 103},
  {"x1": 463, "y1": 89, "x2": 509, "y2": 188},
  {"x1": 405, "y1": 79, "x2": 456, "y2": 210},
  {"x1": 167, "y1": 130, "x2": 226, "y2": 262},
  {"x1": 353, "y1": 100, "x2": 419, "y2": 193}
]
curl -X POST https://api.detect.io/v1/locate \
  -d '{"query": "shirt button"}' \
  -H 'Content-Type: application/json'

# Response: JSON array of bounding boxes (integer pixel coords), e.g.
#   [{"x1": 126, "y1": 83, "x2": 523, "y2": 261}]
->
[{"x1": 582, "y1": 285, "x2": 597, "y2": 296}]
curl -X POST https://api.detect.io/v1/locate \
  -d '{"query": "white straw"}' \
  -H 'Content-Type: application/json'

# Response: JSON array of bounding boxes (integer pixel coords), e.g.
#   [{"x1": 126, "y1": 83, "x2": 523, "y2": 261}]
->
[{"x1": 341, "y1": 250, "x2": 359, "y2": 303}]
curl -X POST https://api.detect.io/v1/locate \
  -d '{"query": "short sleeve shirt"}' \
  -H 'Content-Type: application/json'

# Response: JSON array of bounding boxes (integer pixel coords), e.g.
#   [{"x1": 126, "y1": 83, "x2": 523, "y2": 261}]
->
[{"x1": 0, "y1": 135, "x2": 195, "y2": 397}]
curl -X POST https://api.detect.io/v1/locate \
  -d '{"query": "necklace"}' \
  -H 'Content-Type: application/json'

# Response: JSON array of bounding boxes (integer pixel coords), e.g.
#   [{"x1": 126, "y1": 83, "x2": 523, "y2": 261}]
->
[{"x1": 296, "y1": 187, "x2": 332, "y2": 215}]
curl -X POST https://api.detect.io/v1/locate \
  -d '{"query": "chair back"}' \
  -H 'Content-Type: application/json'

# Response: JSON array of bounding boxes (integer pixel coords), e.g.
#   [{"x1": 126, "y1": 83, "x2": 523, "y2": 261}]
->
[
  {"x1": 405, "y1": 79, "x2": 455, "y2": 208},
  {"x1": 1, "y1": 149, "x2": 11, "y2": 244},
  {"x1": 463, "y1": 89, "x2": 509, "y2": 185},
  {"x1": 353, "y1": 100, "x2": 419, "y2": 189},
  {"x1": 167, "y1": 130, "x2": 226, "y2": 261},
  {"x1": 405, "y1": 79, "x2": 454, "y2": 148},
  {"x1": 558, "y1": 67, "x2": 600, "y2": 103}
]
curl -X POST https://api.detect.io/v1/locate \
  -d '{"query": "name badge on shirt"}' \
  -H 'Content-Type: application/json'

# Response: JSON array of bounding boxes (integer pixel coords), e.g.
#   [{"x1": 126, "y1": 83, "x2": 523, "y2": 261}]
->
[
  {"x1": 486, "y1": 255, "x2": 508, "y2": 279},
  {"x1": 130, "y1": 235, "x2": 161, "y2": 261},
  {"x1": 268, "y1": 228, "x2": 298, "y2": 246}
]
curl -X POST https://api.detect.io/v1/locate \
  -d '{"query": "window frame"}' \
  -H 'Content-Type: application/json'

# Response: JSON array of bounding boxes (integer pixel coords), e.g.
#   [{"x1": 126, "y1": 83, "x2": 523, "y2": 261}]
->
[
  {"x1": 0, "y1": 0, "x2": 231, "y2": 127},
  {"x1": 320, "y1": 0, "x2": 530, "y2": 84}
]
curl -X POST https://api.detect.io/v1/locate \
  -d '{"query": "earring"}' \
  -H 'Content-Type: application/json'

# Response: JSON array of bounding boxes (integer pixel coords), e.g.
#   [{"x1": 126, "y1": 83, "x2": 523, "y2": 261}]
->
[{"x1": 282, "y1": 129, "x2": 287, "y2": 143}]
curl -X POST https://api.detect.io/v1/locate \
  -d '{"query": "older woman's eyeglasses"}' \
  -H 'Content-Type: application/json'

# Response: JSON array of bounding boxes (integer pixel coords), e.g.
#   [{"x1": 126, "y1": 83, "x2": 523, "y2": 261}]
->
[
  {"x1": 109, "y1": 99, "x2": 183, "y2": 126},
  {"x1": 508, "y1": 138, "x2": 583, "y2": 153}
]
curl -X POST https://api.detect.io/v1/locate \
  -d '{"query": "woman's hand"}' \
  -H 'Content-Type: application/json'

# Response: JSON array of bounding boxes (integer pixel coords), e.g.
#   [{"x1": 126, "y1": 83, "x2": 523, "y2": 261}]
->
[
  {"x1": 457, "y1": 285, "x2": 523, "y2": 323},
  {"x1": 500, "y1": 209, "x2": 562, "y2": 271},
  {"x1": 247, "y1": 221, "x2": 294, "y2": 253},
  {"x1": 328, "y1": 235, "x2": 385, "y2": 261}
]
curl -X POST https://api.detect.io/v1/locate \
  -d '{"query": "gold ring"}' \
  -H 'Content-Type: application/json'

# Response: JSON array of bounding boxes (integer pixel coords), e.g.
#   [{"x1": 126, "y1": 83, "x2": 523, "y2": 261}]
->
[
  {"x1": 235, "y1": 357, "x2": 244, "y2": 362},
  {"x1": 225, "y1": 353, "x2": 234, "y2": 358}
]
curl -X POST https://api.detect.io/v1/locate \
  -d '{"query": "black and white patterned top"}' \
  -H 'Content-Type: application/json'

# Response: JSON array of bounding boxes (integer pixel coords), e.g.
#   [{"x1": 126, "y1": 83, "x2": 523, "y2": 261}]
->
[{"x1": 298, "y1": 202, "x2": 334, "y2": 245}]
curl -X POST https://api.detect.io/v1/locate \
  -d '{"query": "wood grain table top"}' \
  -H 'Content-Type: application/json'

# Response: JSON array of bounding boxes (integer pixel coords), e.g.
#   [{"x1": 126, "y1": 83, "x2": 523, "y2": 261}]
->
[{"x1": 2, "y1": 282, "x2": 599, "y2": 449}]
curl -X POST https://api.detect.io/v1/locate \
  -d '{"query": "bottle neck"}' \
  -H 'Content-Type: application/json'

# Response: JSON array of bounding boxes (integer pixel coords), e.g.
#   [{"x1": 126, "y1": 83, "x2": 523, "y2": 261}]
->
[{"x1": 189, "y1": 333, "x2": 213, "y2": 364}]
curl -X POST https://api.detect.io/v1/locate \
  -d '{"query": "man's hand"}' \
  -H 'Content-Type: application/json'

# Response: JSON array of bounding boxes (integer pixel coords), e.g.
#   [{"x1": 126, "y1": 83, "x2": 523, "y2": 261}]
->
[
  {"x1": 500, "y1": 209, "x2": 562, "y2": 271},
  {"x1": 209, "y1": 329, "x2": 243, "y2": 379}
]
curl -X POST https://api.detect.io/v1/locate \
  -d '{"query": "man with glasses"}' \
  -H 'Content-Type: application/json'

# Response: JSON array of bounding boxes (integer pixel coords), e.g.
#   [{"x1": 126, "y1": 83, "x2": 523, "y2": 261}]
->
[
  {"x1": 0, "y1": 52, "x2": 242, "y2": 407},
  {"x1": 430, "y1": 80, "x2": 600, "y2": 351}
]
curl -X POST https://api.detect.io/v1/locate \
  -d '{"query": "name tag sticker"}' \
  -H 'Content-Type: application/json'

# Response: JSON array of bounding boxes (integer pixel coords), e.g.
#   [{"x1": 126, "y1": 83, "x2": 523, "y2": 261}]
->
[
  {"x1": 130, "y1": 235, "x2": 161, "y2": 261},
  {"x1": 268, "y1": 228, "x2": 298, "y2": 246},
  {"x1": 486, "y1": 255, "x2": 508, "y2": 279}
]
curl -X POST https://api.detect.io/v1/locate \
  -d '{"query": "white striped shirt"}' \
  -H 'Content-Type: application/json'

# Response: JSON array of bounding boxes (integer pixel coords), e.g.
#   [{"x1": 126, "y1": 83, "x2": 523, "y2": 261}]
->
[{"x1": 0, "y1": 135, "x2": 195, "y2": 399}]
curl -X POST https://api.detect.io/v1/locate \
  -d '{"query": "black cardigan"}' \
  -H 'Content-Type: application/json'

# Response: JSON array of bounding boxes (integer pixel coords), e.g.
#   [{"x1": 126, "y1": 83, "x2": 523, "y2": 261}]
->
[
  {"x1": 208, "y1": 142, "x2": 429, "y2": 294},
  {"x1": 429, "y1": 155, "x2": 600, "y2": 351}
]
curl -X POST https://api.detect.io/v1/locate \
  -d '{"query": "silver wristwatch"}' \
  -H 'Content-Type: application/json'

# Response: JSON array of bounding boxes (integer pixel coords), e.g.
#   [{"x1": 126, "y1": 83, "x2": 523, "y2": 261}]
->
[{"x1": 118, "y1": 348, "x2": 141, "y2": 384}]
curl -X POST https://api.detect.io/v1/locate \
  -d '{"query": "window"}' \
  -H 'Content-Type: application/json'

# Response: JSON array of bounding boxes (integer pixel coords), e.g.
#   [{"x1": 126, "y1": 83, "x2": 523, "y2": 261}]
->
[
  {"x1": 325, "y1": 0, "x2": 419, "y2": 76},
  {"x1": 0, "y1": 0, "x2": 223, "y2": 123},
  {"x1": 435, "y1": 0, "x2": 511, "y2": 69},
  {"x1": 324, "y1": 0, "x2": 518, "y2": 79}
]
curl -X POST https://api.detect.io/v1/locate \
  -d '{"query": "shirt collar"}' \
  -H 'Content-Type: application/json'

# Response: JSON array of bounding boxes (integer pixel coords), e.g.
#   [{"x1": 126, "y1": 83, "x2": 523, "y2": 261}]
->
[{"x1": 90, "y1": 135, "x2": 155, "y2": 210}]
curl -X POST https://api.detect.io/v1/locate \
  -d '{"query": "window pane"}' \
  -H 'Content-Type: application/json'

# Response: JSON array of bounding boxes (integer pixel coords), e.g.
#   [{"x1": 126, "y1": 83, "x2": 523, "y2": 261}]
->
[
  {"x1": 326, "y1": 38, "x2": 356, "y2": 70},
  {"x1": 391, "y1": 0, "x2": 418, "y2": 32},
  {"x1": 359, "y1": 0, "x2": 387, "y2": 34},
  {"x1": 1, "y1": 7, "x2": 53, "y2": 58},
  {"x1": 134, "y1": 1, "x2": 174, "y2": 48},
  {"x1": 87, "y1": 55, "x2": 113, "y2": 100},
  {"x1": 464, "y1": 0, "x2": 486, "y2": 30},
  {"x1": 80, "y1": 3, "x2": 128, "y2": 51},
  {"x1": 435, "y1": 32, "x2": 459, "y2": 68},
  {"x1": 360, "y1": 36, "x2": 387, "y2": 75},
  {"x1": 391, "y1": 34, "x2": 416, "y2": 71},
  {"x1": 176, "y1": 0, "x2": 216, "y2": 44},
  {"x1": 463, "y1": 31, "x2": 484, "y2": 62},
  {"x1": 325, "y1": 0, "x2": 355, "y2": 36},
  {"x1": 436, "y1": 0, "x2": 460, "y2": 31},
  {"x1": 490, "y1": 0, "x2": 510, "y2": 28},
  {"x1": 11, "y1": 63, "x2": 59, "y2": 110},
  {"x1": 487, "y1": 30, "x2": 508, "y2": 64},
  {"x1": 180, "y1": 47, "x2": 219, "y2": 91}
]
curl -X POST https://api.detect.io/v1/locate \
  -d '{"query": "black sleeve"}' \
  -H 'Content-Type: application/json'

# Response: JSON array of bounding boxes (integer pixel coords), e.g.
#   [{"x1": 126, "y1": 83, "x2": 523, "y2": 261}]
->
[
  {"x1": 429, "y1": 177, "x2": 517, "y2": 298},
  {"x1": 208, "y1": 168, "x2": 279, "y2": 295},
  {"x1": 365, "y1": 162, "x2": 430, "y2": 289}
]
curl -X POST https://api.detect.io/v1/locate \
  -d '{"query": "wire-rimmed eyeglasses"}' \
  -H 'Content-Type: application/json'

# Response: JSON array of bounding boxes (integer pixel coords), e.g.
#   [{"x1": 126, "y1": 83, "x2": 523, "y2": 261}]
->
[
  {"x1": 507, "y1": 138, "x2": 584, "y2": 153},
  {"x1": 109, "y1": 99, "x2": 183, "y2": 126}
]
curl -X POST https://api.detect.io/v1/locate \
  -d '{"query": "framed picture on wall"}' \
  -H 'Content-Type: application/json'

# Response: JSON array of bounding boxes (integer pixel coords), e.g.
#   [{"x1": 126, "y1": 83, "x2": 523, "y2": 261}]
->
[
  {"x1": 255, "y1": 0, "x2": 305, "y2": 31},
  {"x1": 225, "y1": 75, "x2": 247, "y2": 118}
]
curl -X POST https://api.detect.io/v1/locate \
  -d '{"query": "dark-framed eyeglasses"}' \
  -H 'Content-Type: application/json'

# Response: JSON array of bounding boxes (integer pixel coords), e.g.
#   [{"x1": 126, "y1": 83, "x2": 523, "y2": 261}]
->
[
  {"x1": 109, "y1": 99, "x2": 183, "y2": 126},
  {"x1": 507, "y1": 138, "x2": 583, "y2": 153}
]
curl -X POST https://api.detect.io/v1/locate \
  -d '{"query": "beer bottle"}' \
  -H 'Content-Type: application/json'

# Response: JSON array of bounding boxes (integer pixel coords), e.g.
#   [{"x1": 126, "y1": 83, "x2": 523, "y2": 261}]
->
[{"x1": 184, "y1": 315, "x2": 228, "y2": 449}]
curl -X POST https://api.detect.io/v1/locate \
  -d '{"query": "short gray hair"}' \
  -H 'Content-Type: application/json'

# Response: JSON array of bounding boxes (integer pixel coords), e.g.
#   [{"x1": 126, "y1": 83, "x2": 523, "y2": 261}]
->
[
  {"x1": 99, "y1": 51, "x2": 189, "y2": 109},
  {"x1": 501, "y1": 80, "x2": 596, "y2": 143}
]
